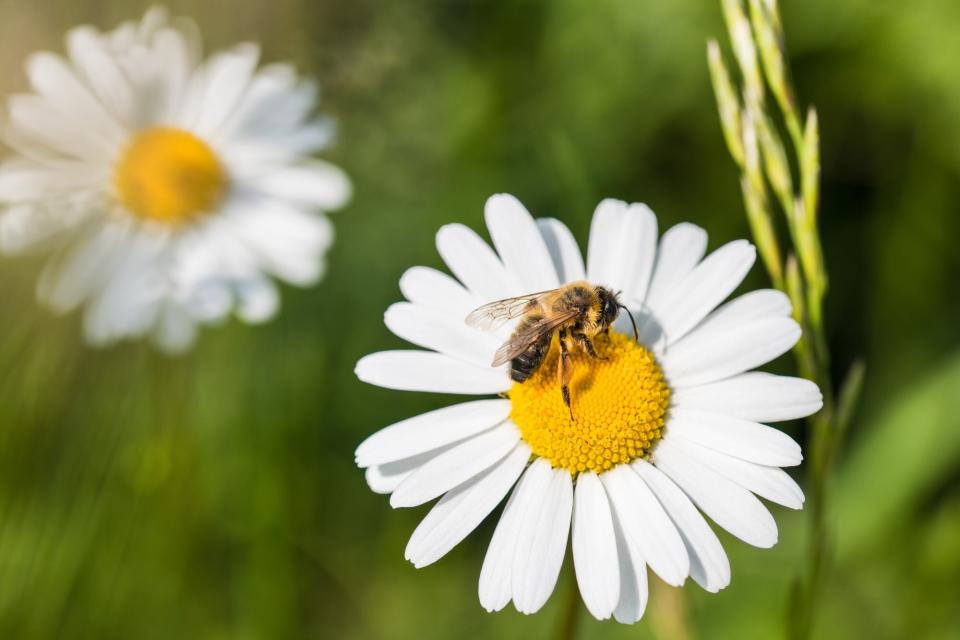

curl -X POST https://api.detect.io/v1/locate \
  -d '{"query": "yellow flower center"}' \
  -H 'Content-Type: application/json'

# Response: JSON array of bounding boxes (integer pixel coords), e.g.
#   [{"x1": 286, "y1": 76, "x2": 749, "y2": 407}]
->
[
  {"x1": 509, "y1": 332, "x2": 670, "y2": 475},
  {"x1": 114, "y1": 127, "x2": 227, "y2": 224}
]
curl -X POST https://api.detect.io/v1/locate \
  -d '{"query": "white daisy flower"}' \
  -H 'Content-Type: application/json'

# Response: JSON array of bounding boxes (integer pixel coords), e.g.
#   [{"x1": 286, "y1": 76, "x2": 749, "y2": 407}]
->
[
  {"x1": 0, "y1": 6, "x2": 351, "y2": 352},
  {"x1": 355, "y1": 194, "x2": 822, "y2": 622}
]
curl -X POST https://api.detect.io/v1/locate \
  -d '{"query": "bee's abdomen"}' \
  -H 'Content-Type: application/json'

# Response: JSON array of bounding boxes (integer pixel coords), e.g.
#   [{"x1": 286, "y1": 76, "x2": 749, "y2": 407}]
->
[{"x1": 511, "y1": 333, "x2": 551, "y2": 383}]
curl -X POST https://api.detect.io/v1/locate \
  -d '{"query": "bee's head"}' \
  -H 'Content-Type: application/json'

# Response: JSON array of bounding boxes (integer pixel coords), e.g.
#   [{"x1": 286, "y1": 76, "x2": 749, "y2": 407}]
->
[
  {"x1": 598, "y1": 287, "x2": 621, "y2": 326},
  {"x1": 598, "y1": 287, "x2": 639, "y2": 341}
]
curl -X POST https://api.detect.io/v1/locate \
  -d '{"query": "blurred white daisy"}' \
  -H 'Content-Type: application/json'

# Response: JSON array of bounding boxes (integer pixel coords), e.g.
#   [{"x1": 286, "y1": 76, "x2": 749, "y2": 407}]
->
[
  {"x1": 0, "y1": 6, "x2": 350, "y2": 351},
  {"x1": 355, "y1": 194, "x2": 822, "y2": 623}
]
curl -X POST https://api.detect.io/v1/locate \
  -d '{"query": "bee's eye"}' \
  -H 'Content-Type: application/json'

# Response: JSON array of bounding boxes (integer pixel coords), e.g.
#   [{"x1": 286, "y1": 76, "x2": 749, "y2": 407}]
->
[{"x1": 604, "y1": 297, "x2": 619, "y2": 321}]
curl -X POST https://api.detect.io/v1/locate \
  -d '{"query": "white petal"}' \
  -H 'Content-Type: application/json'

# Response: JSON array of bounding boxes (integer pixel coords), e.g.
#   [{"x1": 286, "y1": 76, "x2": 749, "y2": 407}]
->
[
  {"x1": 1, "y1": 111, "x2": 73, "y2": 165},
  {"x1": 631, "y1": 459, "x2": 730, "y2": 592},
  {"x1": 228, "y1": 202, "x2": 332, "y2": 286},
  {"x1": 66, "y1": 26, "x2": 135, "y2": 125},
  {"x1": 662, "y1": 317, "x2": 801, "y2": 388},
  {"x1": 0, "y1": 202, "x2": 93, "y2": 254},
  {"x1": 36, "y1": 222, "x2": 130, "y2": 313},
  {"x1": 644, "y1": 222, "x2": 708, "y2": 310},
  {"x1": 84, "y1": 281, "x2": 163, "y2": 346},
  {"x1": 141, "y1": 27, "x2": 195, "y2": 124},
  {"x1": 6, "y1": 95, "x2": 115, "y2": 163},
  {"x1": 696, "y1": 289, "x2": 792, "y2": 334},
  {"x1": 355, "y1": 351, "x2": 510, "y2": 395},
  {"x1": 355, "y1": 399, "x2": 511, "y2": 468},
  {"x1": 212, "y1": 62, "x2": 320, "y2": 149},
  {"x1": 511, "y1": 463, "x2": 573, "y2": 614},
  {"x1": 233, "y1": 116, "x2": 334, "y2": 161},
  {"x1": 667, "y1": 437, "x2": 804, "y2": 509},
  {"x1": 108, "y1": 21, "x2": 137, "y2": 50},
  {"x1": 136, "y1": 6, "x2": 169, "y2": 38},
  {"x1": 79, "y1": 233, "x2": 169, "y2": 346},
  {"x1": 210, "y1": 62, "x2": 296, "y2": 136},
  {"x1": 390, "y1": 422, "x2": 520, "y2": 508},
  {"x1": 484, "y1": 194, "x2": 559, "y2": 292},
  {"x1": 365, "y1": 449, "x2": 444, "y2": 495},
  {"x1": 600, "y1": 464, "x2": 689, "y2": 586},
  {"x1": 366, "y1": 466, "x2": 402, "y2": 494},
  {"x1": 25, "y1": 52, "x2": 124, "y2": 148},
  {"x1": 586, "y1": 199, "x2": 627, "y2": 287},
  {"x1": 399, "y1": 266, "x2": 479, "y2": 319},
  {"x1": 152, "y1": 303, "x2": 197, "y2": 354},
  {"x1": 572, "y1": 472, "x2": 620, "y2": 620},
  {"x1": 0, "y1": 205, "x2": 48, "y2": 253},
  {"x1": 252, "y1": 160, "x2": 352, "y2": 211},
  {"x1": 652, "y1": 438, "x2": 778, "y2": 547},
  {"x1": 191, "y1": 43, "x2": 261, "y2": 135},
  {"x1": 654, "y1": 240, "x2": 757, "y2": 345},
  {"x1": 670, "y1": 372, "x2": 823, "y2": 422},
  {"x1": 384, "y1": 302, "x2": 501, "y2": 367},
  {"x1": 0, "y1": 160, "x2": 104, "y2": 202},
  {"x1": 611, "y1": 510, "x2": 649, "y2": 624},
  {"x1": 666, "y1": 407, "x2": 803, "y2": 467},
  {"x1": 405, "y1": 442, "x2": 530, "y2": 568},
  {"x1": 537, "y1": 217, "x2": 585, "y2": 283},
  {"x1": 183, "y1": 280, "x2": 232, "y2": 323},
  {"x1": 623, "y1": 204, "x2": 659, "y2": 305},
  {"x1": 479, "y1": 461, "x2": 544, "y2": 612},
  {"x1": 436, "y1": 223, "x2": 520, "y2": 301},
  {"x1": 661, "y1": 288, "x2": 791, "y2": 359},
  {"x1": 234, "y1": 276, "x2": 279, "y2": 324},
  {"x1": 587, "y1": 201, "x2": 657, "y2": 304}
]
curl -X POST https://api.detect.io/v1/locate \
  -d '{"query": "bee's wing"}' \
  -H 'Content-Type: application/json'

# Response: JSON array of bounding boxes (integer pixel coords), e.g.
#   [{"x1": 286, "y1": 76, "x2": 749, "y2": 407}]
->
[
  {"x1": 490, "y1": 309, "x2": 579, "y2": 367},
  {"x1": 464, "y1": 289, "x2": 557, "y2": 331}
]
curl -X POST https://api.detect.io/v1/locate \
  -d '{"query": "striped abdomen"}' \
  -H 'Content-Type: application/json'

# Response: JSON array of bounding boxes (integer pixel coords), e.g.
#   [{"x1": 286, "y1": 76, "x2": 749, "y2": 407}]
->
[{"x1": 510, "y1": 314, "x2": 552, "y2": 382}]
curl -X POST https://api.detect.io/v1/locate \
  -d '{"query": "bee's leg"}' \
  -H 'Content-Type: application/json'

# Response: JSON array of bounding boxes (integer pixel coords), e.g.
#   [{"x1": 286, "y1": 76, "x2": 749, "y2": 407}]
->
[
  {"x1": 558, "y1": 329, "x2": 574, "y2": 420},
  {"x1": 575, "y1": 332, "x2": 607, "y2": 360}
]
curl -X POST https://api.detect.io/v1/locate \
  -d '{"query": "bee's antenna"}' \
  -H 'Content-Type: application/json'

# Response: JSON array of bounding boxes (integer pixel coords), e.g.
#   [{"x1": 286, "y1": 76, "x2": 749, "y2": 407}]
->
[{"x1": 620, "y1": 305, "x2": 639, "y2": 342}]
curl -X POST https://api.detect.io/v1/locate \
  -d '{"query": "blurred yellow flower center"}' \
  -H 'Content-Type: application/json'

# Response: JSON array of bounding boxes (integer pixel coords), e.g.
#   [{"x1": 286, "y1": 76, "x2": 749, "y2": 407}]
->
[
  {"x1": 114, "y1": 127, "x2": 226, "y2": 224},
  {"x1": 509, "y1": 332, "x2": 670, "y2": 475}
]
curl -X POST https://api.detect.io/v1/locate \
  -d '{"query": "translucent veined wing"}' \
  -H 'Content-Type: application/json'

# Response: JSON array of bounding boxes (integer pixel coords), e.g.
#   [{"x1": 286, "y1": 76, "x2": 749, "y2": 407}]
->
[
  {"x1": 464, "y1": 289, "x2": 557, "y2": 331},
  {"x1": 490, "y1": 309, "x2": 579, "y2": 367}
]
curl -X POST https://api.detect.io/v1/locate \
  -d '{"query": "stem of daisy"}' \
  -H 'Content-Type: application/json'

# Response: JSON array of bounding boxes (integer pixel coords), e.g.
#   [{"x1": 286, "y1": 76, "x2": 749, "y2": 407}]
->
[
  {"x1": 554, "y1": 569, "x2": 582, "y2": 640},
  {"x1": 650, "y1": 580, "x2": 696, "y2": 640}
]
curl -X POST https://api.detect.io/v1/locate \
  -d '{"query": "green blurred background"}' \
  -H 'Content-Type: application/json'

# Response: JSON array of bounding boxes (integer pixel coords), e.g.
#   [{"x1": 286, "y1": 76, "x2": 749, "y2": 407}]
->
[{"x1": 1, "y1": 0, "x2": 958, "y2": 638}]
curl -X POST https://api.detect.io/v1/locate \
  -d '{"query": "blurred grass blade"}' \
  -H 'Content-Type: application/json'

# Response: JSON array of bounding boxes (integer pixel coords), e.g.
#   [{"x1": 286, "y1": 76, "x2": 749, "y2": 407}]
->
[
  {"x1": 801, "y1": 109, "x2": 820, "y2": 225},
  {"x1": 741, "y1": 175, "x2": 784, "y2": 287},
  {"x1": 833, "y1": 351, "x2": 960, "y2": 560},
  {"x1": 747, "y1": 0, "x2": 802, "y2": 146},
  {"x1": 721, "y1": 0, "x2": 764, "y2": 104},
  {"x1": 707, "y1": 39, "x2": 746, "y2": 168},
  {"x1": 834, "y1": 360, "x2": 866, "y2": 444},
  {"x1": 754, "y1": 106, "x2": 794, "y2": 214}
]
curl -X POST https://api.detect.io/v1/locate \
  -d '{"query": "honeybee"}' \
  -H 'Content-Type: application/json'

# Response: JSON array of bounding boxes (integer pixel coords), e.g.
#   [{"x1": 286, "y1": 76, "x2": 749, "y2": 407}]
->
[{"x1": 465, "y1": 281, "x2": 638, "y2": 417}]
